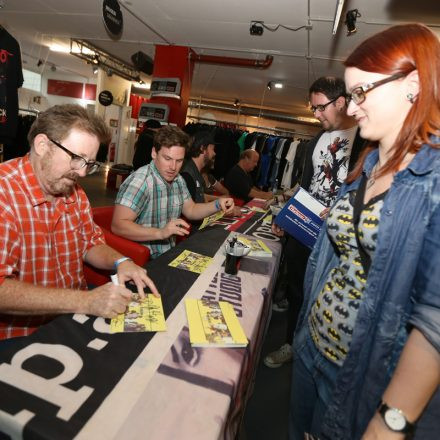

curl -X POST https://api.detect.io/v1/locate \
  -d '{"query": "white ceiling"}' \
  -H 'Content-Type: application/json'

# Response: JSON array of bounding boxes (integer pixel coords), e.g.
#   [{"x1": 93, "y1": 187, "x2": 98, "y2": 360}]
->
[{"x1": 2, "y1": 0, "x2": 440, "y2": 120}]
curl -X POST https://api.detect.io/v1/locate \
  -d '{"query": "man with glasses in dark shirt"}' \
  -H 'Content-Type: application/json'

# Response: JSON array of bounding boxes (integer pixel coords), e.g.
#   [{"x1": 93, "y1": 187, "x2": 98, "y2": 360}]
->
[
  {"x1": 0, "y1": 104, "x2": 158, "y2": 342},
  {"x1": 264, "y1": 77, "x2": 366, "y2": 368}
]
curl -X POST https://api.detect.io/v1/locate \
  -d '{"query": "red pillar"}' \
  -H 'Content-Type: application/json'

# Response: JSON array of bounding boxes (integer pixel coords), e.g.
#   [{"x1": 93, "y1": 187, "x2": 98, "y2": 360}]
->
[{"x1": 150, "y1": 45, "x2": 194, "y2": 127}]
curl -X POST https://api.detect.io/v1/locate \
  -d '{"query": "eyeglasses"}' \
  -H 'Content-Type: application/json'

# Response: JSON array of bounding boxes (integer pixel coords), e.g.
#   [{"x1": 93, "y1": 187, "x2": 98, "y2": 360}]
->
[
  {"x1": 48, "y1": 137, "x2": 101, "y2": 175},
  {"x1": 345, "y1": 73, "x2": 406, "y2": 106},
  {"x1": 309, "y1": 96, "x2": 340, "y2": 114}
]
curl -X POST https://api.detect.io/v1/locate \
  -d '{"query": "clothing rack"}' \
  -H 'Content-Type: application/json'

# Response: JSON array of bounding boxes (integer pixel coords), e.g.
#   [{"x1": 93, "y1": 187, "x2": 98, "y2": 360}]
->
[{"x1": 187, "y1": 115, "x2": 313, "y2": 138}]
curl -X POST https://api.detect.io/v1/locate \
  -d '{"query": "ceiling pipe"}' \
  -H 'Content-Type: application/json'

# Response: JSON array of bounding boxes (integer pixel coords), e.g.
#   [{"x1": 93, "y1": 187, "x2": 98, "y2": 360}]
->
[
  {"x1": 188, "y1": 99, "x2": 320, "y2": 127},
  {"x1": 190, "y1": 51, "x2": 273, "y2": 69}
]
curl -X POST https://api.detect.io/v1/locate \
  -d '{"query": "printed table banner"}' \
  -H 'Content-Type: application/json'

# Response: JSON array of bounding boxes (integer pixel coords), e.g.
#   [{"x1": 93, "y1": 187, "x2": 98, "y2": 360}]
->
[{"x1": 0, "y1": 232, "x2": 281, "y2": 440}]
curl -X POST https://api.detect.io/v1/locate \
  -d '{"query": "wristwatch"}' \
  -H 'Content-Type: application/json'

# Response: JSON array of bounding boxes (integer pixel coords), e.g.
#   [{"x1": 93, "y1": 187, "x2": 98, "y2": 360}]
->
[
  {"x1": 377, "y1": 401, "x2": 415, "y2": 434},
  {"x1": 113, "y1": 256, "x2": 132, "y2": 270}
]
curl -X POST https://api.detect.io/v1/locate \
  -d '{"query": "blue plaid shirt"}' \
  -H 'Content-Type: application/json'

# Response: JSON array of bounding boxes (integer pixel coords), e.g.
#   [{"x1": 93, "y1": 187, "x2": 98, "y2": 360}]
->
[{"x1": 115, "y1": 162, "x2": 191, "y2": 259}]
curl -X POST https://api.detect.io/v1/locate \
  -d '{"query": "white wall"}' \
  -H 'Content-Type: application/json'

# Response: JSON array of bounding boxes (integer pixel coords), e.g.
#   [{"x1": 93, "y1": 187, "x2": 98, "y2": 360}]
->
[{"x1": 18, "y1": 71, "x2": 97, "y2": 112}]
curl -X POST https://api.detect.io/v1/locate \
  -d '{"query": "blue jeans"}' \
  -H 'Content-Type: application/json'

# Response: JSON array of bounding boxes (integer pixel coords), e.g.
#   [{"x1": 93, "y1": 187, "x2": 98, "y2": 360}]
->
[{"x1": 289, "y1": 326, "x2": 340, "y2": 440}]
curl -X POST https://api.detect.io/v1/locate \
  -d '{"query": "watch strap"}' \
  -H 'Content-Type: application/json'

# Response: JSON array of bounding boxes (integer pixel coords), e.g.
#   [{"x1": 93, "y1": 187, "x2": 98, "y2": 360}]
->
[
  {"x1": 114, "y1": 256, "x2": 132, "y2": 270},
  {"x1": 378, "y1": 401, "x2": 415, "y2": 434}
]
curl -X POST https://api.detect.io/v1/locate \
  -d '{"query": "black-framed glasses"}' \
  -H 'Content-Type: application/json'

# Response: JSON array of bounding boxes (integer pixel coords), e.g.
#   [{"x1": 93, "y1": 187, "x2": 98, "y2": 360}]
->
[
  {"x1": 345, "y1": 72, "x2": 406, "y2": 106},
  {"x1": 309, "y1": 96, "x2": 339, "y2": 114},
  {"x1": 48, "y1": 137, "x2": 101, "y2": 175}
]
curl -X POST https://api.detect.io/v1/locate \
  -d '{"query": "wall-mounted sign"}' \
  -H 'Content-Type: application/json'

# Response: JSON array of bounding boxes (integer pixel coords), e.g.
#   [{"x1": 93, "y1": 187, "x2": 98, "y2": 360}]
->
[
  {"x1": 138, "y1": 103, "x2": 170, "y2": 123},
  {"x1": 102, "y1": 0, "x2": 123, "y2": 39},
  {"x1": 150, "y1": 77, "x2": 181, "y2": 99},
  {"x1": 99, "y1": 90, "x2": 114, "y2": 106}
]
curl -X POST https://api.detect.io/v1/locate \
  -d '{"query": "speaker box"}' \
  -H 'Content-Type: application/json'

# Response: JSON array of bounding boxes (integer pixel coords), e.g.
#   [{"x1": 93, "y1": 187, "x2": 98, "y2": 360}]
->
[{"x1": 131, "y1": 51, "x2": 154, "y2": 75}]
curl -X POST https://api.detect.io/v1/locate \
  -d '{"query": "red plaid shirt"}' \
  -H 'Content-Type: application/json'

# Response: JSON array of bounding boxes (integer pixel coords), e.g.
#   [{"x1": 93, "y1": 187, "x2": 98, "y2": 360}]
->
[{"x1": 0, "y1": 154, "x2": 105, "y2": 339}]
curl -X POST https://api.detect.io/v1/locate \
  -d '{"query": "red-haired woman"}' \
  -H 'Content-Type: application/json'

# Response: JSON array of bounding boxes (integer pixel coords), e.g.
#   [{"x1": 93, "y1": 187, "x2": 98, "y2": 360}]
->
[{"x1": 289, "y1": 24, "x2": 440, "y2": 439}]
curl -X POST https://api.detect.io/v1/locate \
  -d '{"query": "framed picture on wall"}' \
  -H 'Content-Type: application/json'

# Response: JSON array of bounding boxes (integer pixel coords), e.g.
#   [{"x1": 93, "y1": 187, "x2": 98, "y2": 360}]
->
[{"x1": 109, "y1": 119, "x2": 118, "y2": 127}]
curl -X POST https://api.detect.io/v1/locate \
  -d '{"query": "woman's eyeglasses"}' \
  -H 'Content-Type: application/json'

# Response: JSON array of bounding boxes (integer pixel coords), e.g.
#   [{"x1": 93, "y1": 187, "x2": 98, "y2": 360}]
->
[
  {"x1": 48, "y1": 137, "x2": 101, "y2": 175},
  {"x1": 345, "y1": 72, "x2": 406, "y2": 106}
]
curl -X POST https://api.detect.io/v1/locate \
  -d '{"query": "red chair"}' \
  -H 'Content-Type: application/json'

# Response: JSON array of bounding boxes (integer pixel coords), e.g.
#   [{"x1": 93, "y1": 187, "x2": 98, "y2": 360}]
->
[{"x1": 83, "y1": 206, "x2": 151, "y2": 286}]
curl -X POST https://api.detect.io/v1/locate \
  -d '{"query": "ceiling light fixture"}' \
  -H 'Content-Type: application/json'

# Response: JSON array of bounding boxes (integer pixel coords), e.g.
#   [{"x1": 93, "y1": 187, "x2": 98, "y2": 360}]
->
[
  {"x1": 233, "y1": 99, "x2": 240, "y2": 107},
  {"x1": 70, "y1": 39, "x2": 142, "y2": 82},
  {"x1": 345, "y1": 9, "x2": 361, "y2": 36},
  {"x1": 92, "y1": 66, "x2": 98, "y2": 74},
  {"x1": 332, "y1": 0, "x2": 345, "y2": 35},
  {"x1": 267, "y1": 81, "x2": 283, "y2": 90}
]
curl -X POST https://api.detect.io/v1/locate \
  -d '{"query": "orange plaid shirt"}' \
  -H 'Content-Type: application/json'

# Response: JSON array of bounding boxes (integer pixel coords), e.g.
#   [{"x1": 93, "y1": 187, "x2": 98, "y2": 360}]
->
[{"x1": 0, "y1": 154, "x2": 105, "y2": 339}]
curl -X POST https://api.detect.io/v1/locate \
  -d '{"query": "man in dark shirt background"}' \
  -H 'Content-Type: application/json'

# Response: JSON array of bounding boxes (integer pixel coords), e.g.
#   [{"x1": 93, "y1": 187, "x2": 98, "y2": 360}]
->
[
  {"x1": 224, "y1": 149, "x2": 272, "y2": 203},
  {"x1": 132, "y1": 119, "x2": 162, "y2": 170},
  {"x1": 180, "y1": 131, "x2": 217, "y2": 203}
]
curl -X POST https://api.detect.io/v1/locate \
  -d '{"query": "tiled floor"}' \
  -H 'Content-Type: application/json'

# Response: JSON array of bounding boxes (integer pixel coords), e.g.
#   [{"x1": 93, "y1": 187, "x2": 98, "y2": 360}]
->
[{"x1": 80, "y1": 168, "x2": 291, "y2": 439}]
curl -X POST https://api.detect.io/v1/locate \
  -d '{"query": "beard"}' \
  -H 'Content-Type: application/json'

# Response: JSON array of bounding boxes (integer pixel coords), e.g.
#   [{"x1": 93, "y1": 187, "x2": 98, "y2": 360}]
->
[
  {"x1": 40, "y1": 151, "x2": 79, "y2": 197},
  {"x1": 204, "y1": 157, "x2": 215, "y2": 170}
]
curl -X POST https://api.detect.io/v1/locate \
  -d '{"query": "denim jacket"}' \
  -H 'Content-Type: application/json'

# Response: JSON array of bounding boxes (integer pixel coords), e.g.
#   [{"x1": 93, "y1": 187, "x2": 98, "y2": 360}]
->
[{"x1": 295, "y1": 140, "x2": 440, "y2": 439}]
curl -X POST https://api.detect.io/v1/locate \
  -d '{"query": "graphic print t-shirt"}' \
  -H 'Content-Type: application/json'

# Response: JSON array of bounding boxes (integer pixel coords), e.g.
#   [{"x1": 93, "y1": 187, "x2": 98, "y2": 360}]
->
[
  {"x1": 308, "y1": 126, "x2": 357, "y2": 207},
  {"x1": 0, "y1": 29, "x2": 24, "y2": 138}
]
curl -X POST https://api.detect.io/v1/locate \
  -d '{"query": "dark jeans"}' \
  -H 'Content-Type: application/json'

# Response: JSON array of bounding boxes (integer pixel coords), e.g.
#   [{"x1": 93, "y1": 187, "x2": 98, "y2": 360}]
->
[
  {"x1": 284, "y1": 236, "x2": 311, "y2": 343},
  {"x1": 289, "y1": 326, "x2": 340, "y2": 440}
]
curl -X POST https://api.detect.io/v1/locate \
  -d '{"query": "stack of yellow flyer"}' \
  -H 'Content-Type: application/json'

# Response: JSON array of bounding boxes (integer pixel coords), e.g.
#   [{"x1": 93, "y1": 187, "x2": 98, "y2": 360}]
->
[
  {"x1": 237, "y1": 236, "x2": 272, "y2": 258},
  {"x1": 169, "y1": 250, "x2": 213, "y2": 274},
  {"x1": 185, "y1": 299, "x2": 248, "y2": 347},
  {"x1": 110, "y1": 294, "x2": 167, "y2": 333}
]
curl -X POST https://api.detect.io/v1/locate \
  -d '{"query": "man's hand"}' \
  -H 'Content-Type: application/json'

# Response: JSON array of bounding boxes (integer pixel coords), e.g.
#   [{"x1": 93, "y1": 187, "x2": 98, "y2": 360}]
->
[
  {"x1": 271, "y1": 223, "x2": 284, "y2": 237},
  {"x1": 86, "y1": 283, "x2": 132, "y2": 318},
  {"x1": 319, "y1": 207, "x2": 330, "y2": 219},
  {"x1": 117, "y1": 259, "x2": 160, "y2": 298},
  {"x1": 231, "y1": 206, "x2": 243, "y2": 217},
  {"x1": 219, "y1": 197, "x2": 235, "y2": 215},
  {"x1": 161, "y1": 218, "x2": 190, "y2": 239}
]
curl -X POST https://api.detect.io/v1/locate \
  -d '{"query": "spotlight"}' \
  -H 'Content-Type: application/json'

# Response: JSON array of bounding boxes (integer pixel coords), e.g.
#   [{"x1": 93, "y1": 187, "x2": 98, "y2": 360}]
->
[
  {"x1": 92, "y1": 66, "x2": 98, "y2": 74},
  {"x1": 233, "y1": 99, "x2": 240, "y2": 107},
  {"x1": 50, "y1": 65, "x2": 56, "y2": 72},
  {"x1": 267, "y1": 82, "x2": 272, "y2": 90},
  {"x1": 345, "y1": 9, "x2": 361, "y2": 36},
  {"x1": 37, "y1": 59, "x2": 43, "y2": 67},
  {"x1": 250, "y1": 22, "x2": 264, "y2": 36}
]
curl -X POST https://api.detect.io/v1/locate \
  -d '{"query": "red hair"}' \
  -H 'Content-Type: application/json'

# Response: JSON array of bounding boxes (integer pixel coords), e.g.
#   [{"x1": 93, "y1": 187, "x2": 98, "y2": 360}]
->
[{"x1": 344, "y1": 23, "x2": 440, "y2": 183}]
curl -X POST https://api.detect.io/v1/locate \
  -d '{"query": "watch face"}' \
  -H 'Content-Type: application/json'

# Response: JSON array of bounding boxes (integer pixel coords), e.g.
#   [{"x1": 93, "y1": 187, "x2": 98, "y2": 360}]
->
[{"x1": 384, "y1": 408, "x2": 406, "y2": 431}]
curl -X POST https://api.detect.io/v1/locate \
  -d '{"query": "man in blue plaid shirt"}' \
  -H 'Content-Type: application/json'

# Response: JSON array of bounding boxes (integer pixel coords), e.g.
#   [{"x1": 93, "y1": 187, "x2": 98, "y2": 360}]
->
[{"x1": 112, "y1": 125, "x2": 234, "y2": 259}]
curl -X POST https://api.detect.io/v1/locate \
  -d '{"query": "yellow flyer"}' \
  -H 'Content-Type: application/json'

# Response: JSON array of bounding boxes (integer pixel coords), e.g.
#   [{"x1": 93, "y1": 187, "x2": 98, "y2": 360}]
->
[
  {"x1": 110, "y1": 294, "x2": 166, "y2": 333},
  {"x1": 237, "y1": 236, "x2": 272, "y2": 258},
  {"x1": 168, "y1": 250, "x2": 213, "y2": 274},
  {"x1": 185, "y1": 298, "x2": 248, "y2": 347},
  {"x1": 199, "y1": 210, "x2": 225, "y2": 230}
]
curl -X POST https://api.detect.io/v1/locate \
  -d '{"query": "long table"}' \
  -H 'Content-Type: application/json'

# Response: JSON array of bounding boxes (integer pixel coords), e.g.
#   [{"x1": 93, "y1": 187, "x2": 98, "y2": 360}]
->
[{"x1": 0, "y1": 206, "x2": 281, "y2": 439}]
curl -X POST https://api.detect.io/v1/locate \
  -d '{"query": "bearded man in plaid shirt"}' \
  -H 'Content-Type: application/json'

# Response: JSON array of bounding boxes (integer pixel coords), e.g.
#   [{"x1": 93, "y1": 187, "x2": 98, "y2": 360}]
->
[{"x1": 0, "y1": 104, "x2": 158, "y2": 342}]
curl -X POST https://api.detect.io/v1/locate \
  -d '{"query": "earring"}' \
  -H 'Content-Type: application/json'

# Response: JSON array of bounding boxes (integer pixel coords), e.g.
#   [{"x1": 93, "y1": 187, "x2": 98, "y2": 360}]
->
[{"x1": 406, "y1": 93, "x2": 415, "y2": 104}]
